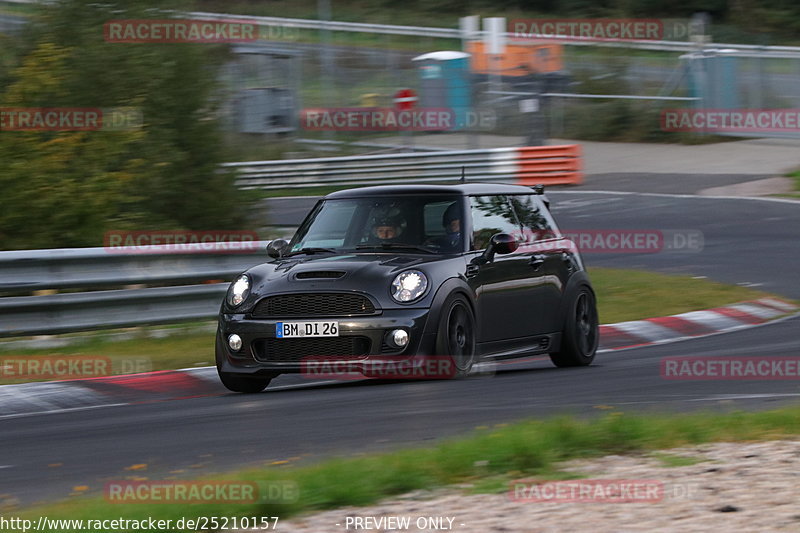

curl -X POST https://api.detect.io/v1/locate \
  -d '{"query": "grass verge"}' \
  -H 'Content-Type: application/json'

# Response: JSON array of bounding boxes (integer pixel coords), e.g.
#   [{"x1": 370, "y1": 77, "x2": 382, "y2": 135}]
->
[
  {"x1": 0, "y1": 267, "x2": 782, "y2": 385},
  {"x1": 588, "y1": 268, "x2": 775, "y2": 324},
  {"x1": 782, "y1": 170, "x2": 800, "y2": 198},
  {"x1": 11, "y1": 407, "x2": 800, "y2": 527}
]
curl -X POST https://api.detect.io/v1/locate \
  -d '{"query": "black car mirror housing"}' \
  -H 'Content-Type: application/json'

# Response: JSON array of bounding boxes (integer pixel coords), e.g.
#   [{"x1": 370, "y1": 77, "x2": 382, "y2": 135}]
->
[
  {"x1": 477, "y1": 233, "x2": 519, "y2": 263},
  {"x1": 267, "y1": 239, "x2": 289, "y2": 258}
]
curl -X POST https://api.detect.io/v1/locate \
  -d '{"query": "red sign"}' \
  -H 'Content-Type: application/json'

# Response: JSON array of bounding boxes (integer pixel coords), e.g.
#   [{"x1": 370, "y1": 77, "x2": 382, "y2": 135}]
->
[{"x1": 393, "y1": 88, "x2": 417, "y2": 111}]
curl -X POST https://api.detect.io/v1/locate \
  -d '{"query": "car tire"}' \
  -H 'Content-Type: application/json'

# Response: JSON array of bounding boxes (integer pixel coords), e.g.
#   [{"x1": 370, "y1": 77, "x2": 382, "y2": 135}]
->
[
  {"x1": 215, "y1": 331, "x2": 272, "y2": 393},
  {"x1": 435, "y1": 293, "x2": 476, "y2": 377},
  {"x1": 549, "y1": 285, "x2": 599, "y2": 367}
]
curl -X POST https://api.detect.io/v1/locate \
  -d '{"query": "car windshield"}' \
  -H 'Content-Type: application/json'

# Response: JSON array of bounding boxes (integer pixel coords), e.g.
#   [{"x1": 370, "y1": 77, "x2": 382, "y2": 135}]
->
[{"x1": 289, "y1": 195, "x2": 464, "y2": 254}]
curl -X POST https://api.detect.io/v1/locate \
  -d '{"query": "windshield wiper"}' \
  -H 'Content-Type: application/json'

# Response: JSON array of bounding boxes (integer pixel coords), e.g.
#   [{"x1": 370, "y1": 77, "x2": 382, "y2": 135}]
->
[
  {"x1": 284, "y1": 247, "x2": 339, "y2": 257},
  {"x1": 355, "y1": 243, "x2": 436, "y2": 254}
]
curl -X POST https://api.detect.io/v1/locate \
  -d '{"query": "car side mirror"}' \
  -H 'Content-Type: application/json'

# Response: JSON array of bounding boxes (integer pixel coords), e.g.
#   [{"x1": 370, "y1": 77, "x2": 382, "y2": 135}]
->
[
  {"x1": 266, "y1": 239, "x2": 289, "y2": 258},
  {"x1": 477, "y1": 233, "x2": 519, "y2": 263},
  {"x1": 490, "y1": 233, "x2": 519, "y2": 255}
]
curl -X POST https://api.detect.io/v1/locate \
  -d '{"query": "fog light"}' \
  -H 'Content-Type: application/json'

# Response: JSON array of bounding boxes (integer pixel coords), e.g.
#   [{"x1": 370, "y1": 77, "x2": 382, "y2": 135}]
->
[
  {"x1": 390, "y1": 329, "x2": 409, "y2": 348},
  {"x1": 228, "y1": 334, "x2": 243, "y2": 351}
]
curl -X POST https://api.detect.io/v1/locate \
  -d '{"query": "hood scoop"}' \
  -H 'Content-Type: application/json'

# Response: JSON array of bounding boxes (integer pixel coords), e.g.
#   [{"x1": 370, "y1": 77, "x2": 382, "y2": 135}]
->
[{"x1": 295, "y1": 270, "x2": 346, "y2": 280}]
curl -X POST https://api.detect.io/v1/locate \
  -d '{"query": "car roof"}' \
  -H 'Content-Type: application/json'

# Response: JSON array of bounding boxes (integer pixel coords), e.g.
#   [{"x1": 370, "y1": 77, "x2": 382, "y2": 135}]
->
[{"x1": 324, "y1": 183, "x2": 540, "y2": 199}]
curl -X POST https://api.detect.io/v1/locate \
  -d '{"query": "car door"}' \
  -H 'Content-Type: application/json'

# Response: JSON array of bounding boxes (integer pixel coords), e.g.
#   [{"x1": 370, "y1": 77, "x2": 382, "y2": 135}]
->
[
  {"x1": 509, "y1": 193, "x2": 573, "y2": 335},
  {"x1": 466, "y1": 195, "x2": 544, "y2": 343}
]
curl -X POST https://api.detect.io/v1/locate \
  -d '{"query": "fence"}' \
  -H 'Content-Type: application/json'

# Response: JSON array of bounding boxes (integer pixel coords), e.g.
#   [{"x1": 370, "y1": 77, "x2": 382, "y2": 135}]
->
[
  {"x1": 6, "y1": 7, "x2": 800, "y2": 143},
  {"x1": 194, "y1": 12, "x2": 800, "y2": 143}
]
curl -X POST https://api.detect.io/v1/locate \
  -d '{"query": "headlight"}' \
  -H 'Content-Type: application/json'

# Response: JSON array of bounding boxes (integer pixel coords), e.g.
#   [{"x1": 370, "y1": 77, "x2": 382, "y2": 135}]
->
[
  {"x1": 391, "y1": 270, "x2": 428, "y2": 303},
  {"x1": 227, "y1": 274, "x2": 250, "y2": 307}
]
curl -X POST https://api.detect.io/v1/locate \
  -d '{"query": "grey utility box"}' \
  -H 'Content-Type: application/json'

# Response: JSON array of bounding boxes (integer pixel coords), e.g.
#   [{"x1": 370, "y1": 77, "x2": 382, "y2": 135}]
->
[{"x1": 235, "y1": 87, "x2": 296, "y2": 134}]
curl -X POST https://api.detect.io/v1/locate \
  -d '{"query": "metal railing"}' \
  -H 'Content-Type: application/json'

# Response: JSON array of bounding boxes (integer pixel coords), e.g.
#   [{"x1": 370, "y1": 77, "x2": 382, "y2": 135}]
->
[
  {"x1": 0, "y1": 243, "x2": 271, "y2": 337},
  {"x1": 225, "y1": 148, "x2": 517, "y2": 190},
  {"x1": 225, "y1": 145, "x2": 582, "y2": 190}
]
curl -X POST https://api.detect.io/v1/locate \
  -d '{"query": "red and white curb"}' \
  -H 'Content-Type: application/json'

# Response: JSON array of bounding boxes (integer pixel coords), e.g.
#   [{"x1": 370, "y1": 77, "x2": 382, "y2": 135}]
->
[
  {"x1": 599, "y1": 298, "x2": 798, "y2": 351},
  {"x1": 1, "y1": 298, "x2": 796, "y2": 419},
  {"x1": 0, "y1": 368, "x2": 221, "y2": 420}
]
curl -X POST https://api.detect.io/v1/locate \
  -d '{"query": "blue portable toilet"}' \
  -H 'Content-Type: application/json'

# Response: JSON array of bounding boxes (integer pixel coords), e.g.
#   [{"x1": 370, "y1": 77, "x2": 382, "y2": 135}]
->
[
  {"x1": 412, "y1": 51, "x2": 472, "y2": 131},
  {"x1": 682, "y1": 49, "x2": 740, "y2": 109}
]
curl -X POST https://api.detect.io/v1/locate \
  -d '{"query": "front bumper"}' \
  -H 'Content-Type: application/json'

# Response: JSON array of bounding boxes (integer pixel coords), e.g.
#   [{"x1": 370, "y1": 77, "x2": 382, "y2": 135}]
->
[{"x1": 216, "y1": 307, "x2": 436, "y2": 376}]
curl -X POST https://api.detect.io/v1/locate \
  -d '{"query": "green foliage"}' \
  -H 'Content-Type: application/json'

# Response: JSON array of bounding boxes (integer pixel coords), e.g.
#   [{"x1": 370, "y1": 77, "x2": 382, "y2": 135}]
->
[{"x1": 0, "y1": 0, "x2": 246, "y2": 250}]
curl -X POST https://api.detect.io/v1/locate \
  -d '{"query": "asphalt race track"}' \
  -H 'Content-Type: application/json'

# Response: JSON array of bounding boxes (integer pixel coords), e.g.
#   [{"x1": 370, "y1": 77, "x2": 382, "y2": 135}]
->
[
  {"x1": 551, "y1": 191, "x2": 800, "y2": 299},
  {"x1": 2, "y1": 191, "x2": 799, "y2": 507}
]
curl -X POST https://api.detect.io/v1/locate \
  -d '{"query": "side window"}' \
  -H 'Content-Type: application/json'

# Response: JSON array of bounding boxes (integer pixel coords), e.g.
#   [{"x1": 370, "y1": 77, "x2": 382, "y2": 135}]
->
[
  {"x1": 424, "y1": 201, "x2": 455, "y2": 238},
  {"x1": 509, "y1": 194, "x2": 557, "y2": 243},
  {"x1": 470, "y1": 195, "x2": 522, "y2": 250}
]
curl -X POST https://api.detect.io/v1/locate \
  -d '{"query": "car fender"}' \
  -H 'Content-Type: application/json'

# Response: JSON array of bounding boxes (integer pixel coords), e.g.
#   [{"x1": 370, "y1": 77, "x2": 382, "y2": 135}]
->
[{"x1": 420, "y1": 276, "x2": 477, "y2": 350}]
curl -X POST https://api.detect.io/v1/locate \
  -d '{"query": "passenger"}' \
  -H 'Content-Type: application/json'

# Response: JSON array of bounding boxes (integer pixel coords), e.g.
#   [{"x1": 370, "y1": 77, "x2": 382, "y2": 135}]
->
[{"x1": 438, "y1": 202, "x2": 462, "y2": 251}]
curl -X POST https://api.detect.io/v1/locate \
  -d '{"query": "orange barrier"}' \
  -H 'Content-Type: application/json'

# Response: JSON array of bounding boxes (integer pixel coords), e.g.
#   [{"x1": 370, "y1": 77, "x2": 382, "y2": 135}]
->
[{"x1": 515, "y1": 144, "x2": 582, "y2": 186}]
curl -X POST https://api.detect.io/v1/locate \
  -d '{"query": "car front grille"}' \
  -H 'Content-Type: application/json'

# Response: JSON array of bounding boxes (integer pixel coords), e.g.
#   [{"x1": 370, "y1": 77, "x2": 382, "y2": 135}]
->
[
  {"x1": 251, "y1": 293, "x2": 376, "y2": 318},
  {"x1": 253, "y1": 337, "x2": 371, "y2": 363}
]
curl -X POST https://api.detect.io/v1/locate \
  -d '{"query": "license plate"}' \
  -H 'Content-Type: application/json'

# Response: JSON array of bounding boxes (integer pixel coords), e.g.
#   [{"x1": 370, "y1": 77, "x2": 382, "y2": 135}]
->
[{"x1": 276, "y1": 321, "x2": 339, "y2": 338}]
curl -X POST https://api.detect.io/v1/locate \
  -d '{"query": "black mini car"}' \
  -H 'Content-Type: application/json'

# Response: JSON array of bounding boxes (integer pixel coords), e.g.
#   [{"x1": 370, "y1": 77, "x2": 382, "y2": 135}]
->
[{"x1": 216, "y1": 184, "x2": 599, "y2": 392}]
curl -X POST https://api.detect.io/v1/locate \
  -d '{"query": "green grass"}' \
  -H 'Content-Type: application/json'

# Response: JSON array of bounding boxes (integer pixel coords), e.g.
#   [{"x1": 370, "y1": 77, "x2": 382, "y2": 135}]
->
[
  {"x1": 0, "y1": 324, "x2": 217, "y2": 385},
  {"x1": 0, "y1": 267, "x2": 785, "y2": 385},
  {"x1": 781, "y1": 169, "x2": 800, "y2": 198},
  {"x1": 650, "y1": 452, "x2": 706, "y2": 468},
  {"x1": 11, "y1": 407, "x2": 800, "y2": 527},
  {"x1": 588, "y1": 267, "x2": 775, "y2": 324}
]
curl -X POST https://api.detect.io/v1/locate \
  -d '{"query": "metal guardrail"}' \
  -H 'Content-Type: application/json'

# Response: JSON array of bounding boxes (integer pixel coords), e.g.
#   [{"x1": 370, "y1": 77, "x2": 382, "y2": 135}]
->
[
  {"x1": 225, "y1": 145, "x2": 583, "y2": 190},
  {"x1": 0, "y1": 242, "x2": 271, "y2": 292},
  {"x1": 0, "y1": 243, "x2": 272, "y2": 337},
  {"x1": 1, "y1": 284, "x2": 228, "y2": 336},
  {"x1": 225, "y1": 148, "x2": 517, "y2": 190}
]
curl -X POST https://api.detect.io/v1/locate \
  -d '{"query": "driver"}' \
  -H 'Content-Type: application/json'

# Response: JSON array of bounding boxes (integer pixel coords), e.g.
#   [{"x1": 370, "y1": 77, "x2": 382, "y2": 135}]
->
[{"x1": 370, "y1": 215, "x2": 404, "y2": 243}]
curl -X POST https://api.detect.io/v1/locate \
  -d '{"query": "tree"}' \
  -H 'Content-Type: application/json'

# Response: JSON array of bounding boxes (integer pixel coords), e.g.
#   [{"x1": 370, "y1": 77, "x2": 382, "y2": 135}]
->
[{"x1": 0, "y1": 0, "x2": 245, "y2": 250}]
